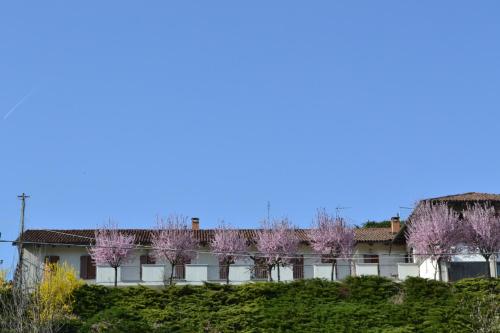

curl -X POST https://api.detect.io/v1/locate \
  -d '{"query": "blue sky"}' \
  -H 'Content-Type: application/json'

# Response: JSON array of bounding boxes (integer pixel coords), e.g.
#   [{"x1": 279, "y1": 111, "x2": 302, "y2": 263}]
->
[{"x1": 1, "y1": 1, "x2": 499, "y2": 269}]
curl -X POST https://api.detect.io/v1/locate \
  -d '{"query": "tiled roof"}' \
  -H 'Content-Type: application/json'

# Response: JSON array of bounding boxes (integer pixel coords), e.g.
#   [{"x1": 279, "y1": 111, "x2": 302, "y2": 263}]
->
[
  {"x1": 354, "y1": 228, "x2": 396, "y2": 242},
  {"x1": 424, "y1": 192, "x2": 500, "y2": 202},
  {"x1": 16, "y1": 227, "x2": 398, "y2": 246}
]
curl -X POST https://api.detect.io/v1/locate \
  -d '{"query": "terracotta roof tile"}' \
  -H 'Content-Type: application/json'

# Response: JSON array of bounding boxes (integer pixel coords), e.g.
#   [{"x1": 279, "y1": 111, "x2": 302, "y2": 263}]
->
[
  {"x1": 424, "y1": 192, "x2": 500, "y2": 202},
  {"x1": 17, "y1": 227, "x2": 398, "y2": 245}
]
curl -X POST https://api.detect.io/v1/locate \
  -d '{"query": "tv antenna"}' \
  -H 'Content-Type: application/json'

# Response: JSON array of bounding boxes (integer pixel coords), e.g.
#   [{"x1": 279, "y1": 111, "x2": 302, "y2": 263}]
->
[
  {"x1": 398, "y1": 206, "x2": 413, "y2": 218},
  {"x1": 335, "y1": 206, "x2": 351, "y2": 218},
  {"x1": 267, "y1": 201, "x2": 271, "y2": 223}
]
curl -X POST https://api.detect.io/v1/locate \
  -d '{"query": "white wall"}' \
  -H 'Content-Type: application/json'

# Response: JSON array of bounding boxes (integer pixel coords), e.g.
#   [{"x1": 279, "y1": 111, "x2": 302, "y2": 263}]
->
[
  {"x1": 271, "y1": 266, "x2": 293, "y2": 281},
  {"x1": 22, "y1": 245, "x2": 94, "y2": 287},
  {"x1": 142, "y1": 264, "x2": 165, "y2": 283},
  {"x1": 22, "y1": 241, "x2": 403, "y2": 286},
  {"x1": 355, "y1": 243, "x2": 407, "y2": 279},
  {"x1": 229, "y1": 265, "x2": 252, "y2": 282},
  {"x1": 418, "y1": 258, "x2": 448, "y2": 282},
  {"x1": 355, "y1": 263, "x2": 379, "y2": 276},
  {"x1": 397, "y1": 263, "x2": 419, "y2": 280}
]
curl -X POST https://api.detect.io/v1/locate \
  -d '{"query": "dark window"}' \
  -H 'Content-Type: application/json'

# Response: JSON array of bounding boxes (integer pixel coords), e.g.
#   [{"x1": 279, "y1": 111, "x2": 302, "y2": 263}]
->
[
  {"x1": 44, "y1": 256, "x2": 60, "y2": 264},
  {"x1": 218, "y1": 258, "x2": 235, "y2": 280},
  {"x1": 321, "y1": 255, "x2": 334, "y2": 264},
  {"x1": 140, "y1": 255, "x2": 156, "y2": 265},
  {"x1": 174, "y1": 259, "x2": 190, "y2": 280},
  {"x1": 80, "y1": 255, "x2": 96, "y2": 279},
  {"x1": 363, "y1": 254, "x2": 379, "y2": 264},
  {"x1": 291, "y1": 255, "x2": 304, "y2": 280},
  {"x1": 253, "y1": 257, "x2": 268, "y2": 279}
]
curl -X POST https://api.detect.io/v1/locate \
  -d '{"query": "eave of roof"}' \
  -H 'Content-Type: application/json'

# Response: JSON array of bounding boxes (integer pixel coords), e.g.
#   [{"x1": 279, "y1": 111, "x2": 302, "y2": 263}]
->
[
  {"x1": 423, "y1": 192, "x2": 500, "y2": 202},
  {"x1": 15, "y1": 227, "x2": 401, "y2": 246}
]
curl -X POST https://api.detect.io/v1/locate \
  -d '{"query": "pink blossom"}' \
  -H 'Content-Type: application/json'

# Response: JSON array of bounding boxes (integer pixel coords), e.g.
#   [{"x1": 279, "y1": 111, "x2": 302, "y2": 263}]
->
[
  {"x1": 308, "y1": 209, "x2": 355, "y2": 280},
  {"x1": 463, "y1": 203, "x2": 500, "y2": 278},
  {"x1": 256, "y1": 218, "x2": 299, "y2": 282},
  {"x1": 88, "y1": 221, "x2": 135, "y2": 287},
  {"x1": 150, "y1": 214, "x2": 198, "y2": 285},
  {"x1": 406, "y1": 201, "x2": 461, "y2": 281},
  {"x1": 210, "y1": 222, "x2": 248, "y2": 284}
]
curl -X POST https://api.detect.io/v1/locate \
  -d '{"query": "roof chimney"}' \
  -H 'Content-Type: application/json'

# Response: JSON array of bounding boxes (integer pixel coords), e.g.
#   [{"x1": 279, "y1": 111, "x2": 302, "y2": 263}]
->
[
  {"x1": 391, "y1": 216, "x2": 401, "y2": 234},
  {"x1": 191, "y1": 217, "x2": 200, "y2": 230}
]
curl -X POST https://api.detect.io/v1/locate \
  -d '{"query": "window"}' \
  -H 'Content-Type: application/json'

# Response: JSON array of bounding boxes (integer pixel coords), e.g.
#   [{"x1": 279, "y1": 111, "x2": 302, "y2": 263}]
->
[
  {"x1": 291, "y1": 255, "x2": 304, "y2": 280},
  {"x1": 140, "y1": 255, "x2": 156, "y2": 280},
  {"x1": 253, "y1": 257, "x2": 268, "y2": 279},
  {"x1": 219, "y1": 258, "x2": 234, "y2": 280},
  {"x1": 140, "y1": 255, "x2": 156, "y2": 265},
  {"x1": 321, "y1": 254, "x2": 334, "y2": 264},
  {"x1": 44, "y1": 256, "x2": 60, "y2": 264},
  {"x1": 174, "y1": 259, "x2": 190, "y2": 280},
  {"x1": 80, "y1": 255, "x2": 96, "y2": 279},
  {"x1": 363, "y1": 254, "x2": 379, "y2": 264},
  {"x1": 44, "y1": 256, "x2": 60, "y2": 272}
]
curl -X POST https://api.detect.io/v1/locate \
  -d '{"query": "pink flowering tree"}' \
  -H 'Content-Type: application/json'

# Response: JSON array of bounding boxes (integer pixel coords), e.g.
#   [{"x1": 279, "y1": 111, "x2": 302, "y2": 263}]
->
[
  {"x1": 308, "y1": 209, "x2": 355, "y2": 281},
  {"x1": 406, "y1": 201, "x2": 461, "y2": 281},
  {"x1": 210, "y1": 222, "x2": 248, "y2": 284},
  {"x1": 88, "y1": 221, "x2": 135, "y2": 287},
  {"x1": 151, "y1": 215, "x2": 198, "y2": 285},
  {"x1": 463, "y1": 203, "x2": 500, "y2": 278},
  {"x1": 256, "y1": 218, "x2": 299, "y2": 282}
]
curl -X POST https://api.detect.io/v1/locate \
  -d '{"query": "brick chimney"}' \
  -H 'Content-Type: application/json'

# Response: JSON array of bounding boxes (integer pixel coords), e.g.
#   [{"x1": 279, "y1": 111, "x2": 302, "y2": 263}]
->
[
  {"x1": 391, "y1": 216, "x2": 401, "y2": 234},
  {"x1": 191, "y1": 217, "x2": 200, "y2": 230}
]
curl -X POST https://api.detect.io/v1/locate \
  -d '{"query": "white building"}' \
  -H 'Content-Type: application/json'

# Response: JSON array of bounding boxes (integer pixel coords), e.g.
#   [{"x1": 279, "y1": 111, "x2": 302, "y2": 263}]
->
[
  {"x1": 16, "y1": 217, "x2": 412, "y2": 287},
  {"x1": 403, "y1": 192, "x2": 500, "y2": 281}
]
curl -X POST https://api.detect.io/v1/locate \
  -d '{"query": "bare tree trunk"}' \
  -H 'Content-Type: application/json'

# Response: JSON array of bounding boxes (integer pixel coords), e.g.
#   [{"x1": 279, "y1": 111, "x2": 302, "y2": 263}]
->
[
  {"x1": 267, "y1": 265, "x2": 273, "y2": 282},
  {"x1": 437, "y1": 259, "x2": 442, "y2": 282},
  {"x1": 277, "y1": 263, "x2": 281, "y2": 282},
  {"x1": 483, "y1": 254, "x2": 492, "y2": 278},
  {"x1": 114, "y1": 266, "x2": 118, "y2": 287},
  {"x1": 226, "y1": 263, "x2": 230, "y2": 285},
  {"x1": 0, "y1": 270, "x2": 62, "y2": 333},
  {"x1": 169, "y1": 262, "x2": 175, "y2": 286},
  {"x1": 331, "y1": 259, "x2": 337, "y2": 281}
]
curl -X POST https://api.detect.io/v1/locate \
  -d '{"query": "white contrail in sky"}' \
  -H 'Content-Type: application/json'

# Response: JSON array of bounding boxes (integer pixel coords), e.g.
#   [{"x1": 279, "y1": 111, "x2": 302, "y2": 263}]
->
[{"x1": 3, "y1": 88, "x2": 34, "y2": 120}]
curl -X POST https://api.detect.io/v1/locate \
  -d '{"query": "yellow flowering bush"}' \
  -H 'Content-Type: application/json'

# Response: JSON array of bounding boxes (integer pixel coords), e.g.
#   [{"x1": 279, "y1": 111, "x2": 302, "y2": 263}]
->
[{"x1": 38, "y1": 262, "x2": 83, "y2": 322}]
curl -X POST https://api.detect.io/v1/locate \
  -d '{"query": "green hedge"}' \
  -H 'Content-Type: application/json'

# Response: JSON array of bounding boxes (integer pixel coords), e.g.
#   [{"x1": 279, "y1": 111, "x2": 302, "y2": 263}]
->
[{"x1": 64, "y1": 277, "x2": 499, "y2": 333}]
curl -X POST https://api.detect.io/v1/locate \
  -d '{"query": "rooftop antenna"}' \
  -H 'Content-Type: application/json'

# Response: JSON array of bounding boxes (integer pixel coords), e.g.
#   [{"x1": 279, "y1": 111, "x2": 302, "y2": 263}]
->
[
  {"x1": 335, "y1": 206, "x2": 351, "y2": 219},
  {"x1": 399, "y1": 206, "x2": 413, "y2": 218},
  {"x1": 267, "y1": 201, "x2": 271, "y2": 223}
]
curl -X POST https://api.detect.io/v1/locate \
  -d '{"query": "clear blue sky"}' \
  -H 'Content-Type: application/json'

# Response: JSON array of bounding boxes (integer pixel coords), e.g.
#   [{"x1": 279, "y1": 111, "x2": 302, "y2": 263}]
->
[{"x1": 1, "y1": 1, "x2": 499, "y2": 269}]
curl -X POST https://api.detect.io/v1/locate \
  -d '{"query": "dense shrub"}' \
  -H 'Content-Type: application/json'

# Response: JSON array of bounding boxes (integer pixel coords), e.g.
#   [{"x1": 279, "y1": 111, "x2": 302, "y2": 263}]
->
[
  {"x1": 402, "y1": 277, "x2": 451, "y2": 304},
  {"x1": 65, "y1": 277, "x2": 499, "y2": 333},
  {"x1": 344, "y1": 275, "x2": 400, "y2": 303}
]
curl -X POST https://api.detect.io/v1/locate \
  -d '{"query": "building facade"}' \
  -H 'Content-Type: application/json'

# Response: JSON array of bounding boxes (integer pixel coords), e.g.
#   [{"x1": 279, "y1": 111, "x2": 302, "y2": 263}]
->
[
  {"x1": 403, "y1": 192, "x2": 500, "y2": 281},
  {"x1": 17, "y1": 218, "x2": 411, "y2": 286}
]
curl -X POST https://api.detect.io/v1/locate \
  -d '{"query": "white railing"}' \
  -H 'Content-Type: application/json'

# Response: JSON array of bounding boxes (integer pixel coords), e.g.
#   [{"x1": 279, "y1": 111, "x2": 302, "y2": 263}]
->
[
  {"x1": 96, "y1": 266, "x2": 115, "y2": 284},
  {"x1": 142, "y1": 264, "x2": 165, "y2": 283},
  {"x1": 270, "y1": 266, "x2": 293, "y2": 281},
  {"x1": 314, "y1": 264, "x2": 333, "y2": 280},
  {"x1": 121, "y1": 266, "x2": 140, "y2": 282},
  {"x1": 184, "y1": 264, "x2": 207, "y2": 283},
  {"x1": 397, "y1": 263, "x2": 419, "y2": 280},
  {"x1": 355, "y1": 263, "x2": 379, "y2": 276},
  {"x1": 229, "y1": 265, "x2": 252, "y2": 282},
  {"x1": 95, "y1": 263, "x2": 410, "y2": 285}
]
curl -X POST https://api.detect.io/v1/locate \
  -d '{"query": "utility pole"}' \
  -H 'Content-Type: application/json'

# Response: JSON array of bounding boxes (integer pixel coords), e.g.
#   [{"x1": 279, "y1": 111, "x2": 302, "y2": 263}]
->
[{"x1": 17, "y1": 193, "x2": 29, "y2": 287}]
